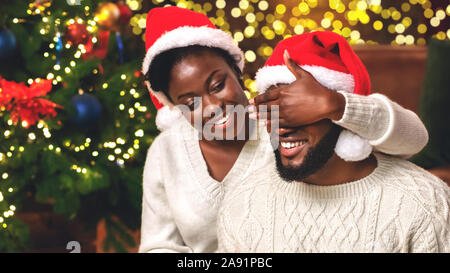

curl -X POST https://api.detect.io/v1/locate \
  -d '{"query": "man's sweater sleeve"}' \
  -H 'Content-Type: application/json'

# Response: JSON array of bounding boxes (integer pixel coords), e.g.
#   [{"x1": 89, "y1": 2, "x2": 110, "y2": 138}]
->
[
  {"x1": 333, "y1": 91, "x2": 429, "y2": 157},
  {"x1": 139, "y1": 138, "x2": 192, "y2": 253}
]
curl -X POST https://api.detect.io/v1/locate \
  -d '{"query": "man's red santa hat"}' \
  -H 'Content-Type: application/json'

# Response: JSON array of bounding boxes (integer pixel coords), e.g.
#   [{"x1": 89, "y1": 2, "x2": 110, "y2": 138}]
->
[
  {"x1": 255, "y1": 31, "x2": 373, "y2": 161},
  {"x1": 142, "y1": 6, "x2": 244, "y2": 131}
]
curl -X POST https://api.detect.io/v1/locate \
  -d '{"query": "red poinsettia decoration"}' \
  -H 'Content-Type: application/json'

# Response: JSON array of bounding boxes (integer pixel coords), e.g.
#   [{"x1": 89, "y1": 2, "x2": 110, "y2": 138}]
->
[{"x1": 0, "y1": 76, "x2": 62, "y2": 127}]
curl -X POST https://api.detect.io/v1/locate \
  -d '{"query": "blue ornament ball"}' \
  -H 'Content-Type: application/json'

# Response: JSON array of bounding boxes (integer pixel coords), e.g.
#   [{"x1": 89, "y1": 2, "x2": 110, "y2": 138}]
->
[
  {"x1": 0, "y1": 29, "x2": 17, "y2": 59},
  {"x1": 70, "y1": 94, "x2": 102, "y2": 125}
]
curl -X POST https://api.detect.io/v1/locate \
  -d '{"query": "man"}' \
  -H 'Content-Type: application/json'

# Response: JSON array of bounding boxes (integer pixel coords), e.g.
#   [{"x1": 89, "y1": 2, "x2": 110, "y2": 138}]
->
[{"x1": 217, "y1": 32, "x2": 450, "y2": 253}]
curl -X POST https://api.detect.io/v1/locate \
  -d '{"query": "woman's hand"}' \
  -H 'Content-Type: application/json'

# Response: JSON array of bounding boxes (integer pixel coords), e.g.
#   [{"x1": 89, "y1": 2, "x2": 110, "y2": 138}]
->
[{"x1": 250, "y1": 50, "x2": 346, "y2": 128}]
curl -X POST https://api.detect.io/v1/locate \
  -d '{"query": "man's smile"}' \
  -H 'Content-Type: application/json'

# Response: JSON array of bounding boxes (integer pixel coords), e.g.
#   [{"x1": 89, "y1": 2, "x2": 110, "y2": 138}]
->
[{"x1": 278, "y1": 137, "x2": 309, "y2": 158}]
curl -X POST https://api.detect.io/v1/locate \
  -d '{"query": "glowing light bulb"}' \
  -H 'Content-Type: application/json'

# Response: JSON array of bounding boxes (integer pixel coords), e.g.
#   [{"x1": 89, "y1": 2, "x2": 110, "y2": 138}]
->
[
  {"x1": 135, "y1": 129, "x2": 144, "y2": 137},
  {"x1": 28, "y1": 133, "x2": 36, "y2": 140}
]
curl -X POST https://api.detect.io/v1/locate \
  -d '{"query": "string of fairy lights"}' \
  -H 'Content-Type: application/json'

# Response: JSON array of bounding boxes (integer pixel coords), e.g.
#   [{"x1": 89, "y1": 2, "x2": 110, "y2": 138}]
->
[
  {"x1": 128, "y1": 0, "x2": 449, "y2": 93},
  {"x1": 0, "y1": 0, "x2": 449, "y2": 231}
]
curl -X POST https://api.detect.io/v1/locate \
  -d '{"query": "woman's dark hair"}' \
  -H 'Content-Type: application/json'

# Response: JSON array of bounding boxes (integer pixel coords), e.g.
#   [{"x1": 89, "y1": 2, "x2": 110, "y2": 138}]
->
[{"x1": 145, "y1": 45, "x2": 244, "y2": 102}]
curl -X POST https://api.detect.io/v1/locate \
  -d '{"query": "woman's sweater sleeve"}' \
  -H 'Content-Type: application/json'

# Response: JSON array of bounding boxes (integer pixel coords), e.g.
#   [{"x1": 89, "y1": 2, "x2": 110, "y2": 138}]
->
[
  {"x1": 333, "y1": 91, "x2": 429, "y2": 158},
  {"x1": 138, "y1": 138, "x2": 192, "y2": 253}
]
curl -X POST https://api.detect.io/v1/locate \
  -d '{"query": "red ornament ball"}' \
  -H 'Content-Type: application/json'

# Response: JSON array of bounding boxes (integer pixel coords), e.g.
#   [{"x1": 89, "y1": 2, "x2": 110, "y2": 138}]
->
[
  {"x1": 65, "y1": 23, "x2": 90, "y2": 46},
  {"x1": 118, "y1": 3, "x2": 132, "y2": 25}
]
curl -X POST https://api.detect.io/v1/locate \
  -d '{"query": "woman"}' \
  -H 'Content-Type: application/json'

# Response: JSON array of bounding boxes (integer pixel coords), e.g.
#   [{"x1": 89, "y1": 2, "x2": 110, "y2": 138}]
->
[{"x1": 138, "y1": 7, "x2": 428, "y2": 253}]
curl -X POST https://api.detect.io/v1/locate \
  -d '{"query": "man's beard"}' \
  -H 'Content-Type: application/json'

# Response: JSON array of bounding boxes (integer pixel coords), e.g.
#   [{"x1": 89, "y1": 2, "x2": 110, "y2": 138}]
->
[{"x1": 275, "y1": 124, "x2": 343, "y2": 182}]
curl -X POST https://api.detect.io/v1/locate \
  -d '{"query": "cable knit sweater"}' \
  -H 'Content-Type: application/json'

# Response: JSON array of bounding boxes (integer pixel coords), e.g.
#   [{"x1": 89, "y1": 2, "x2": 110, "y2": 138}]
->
[
  {"x1": 139, "y1": 93, "x2": 429, "y2": 253},
  {"x1": 217, "y1": 154, "x2": 450, "y2": 253}
]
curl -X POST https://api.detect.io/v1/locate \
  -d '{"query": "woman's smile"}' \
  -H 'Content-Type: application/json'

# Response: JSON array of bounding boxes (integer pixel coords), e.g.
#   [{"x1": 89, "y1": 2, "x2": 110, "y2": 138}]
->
[{"x1": 211, "y1": 111, "x2": 232, "y2": 129}]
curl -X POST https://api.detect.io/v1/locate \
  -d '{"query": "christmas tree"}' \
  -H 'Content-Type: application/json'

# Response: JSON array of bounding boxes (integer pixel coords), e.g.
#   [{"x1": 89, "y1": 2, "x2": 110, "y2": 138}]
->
[{"x1": 0, "y1": 0, "x2": 157, "y2": 252}]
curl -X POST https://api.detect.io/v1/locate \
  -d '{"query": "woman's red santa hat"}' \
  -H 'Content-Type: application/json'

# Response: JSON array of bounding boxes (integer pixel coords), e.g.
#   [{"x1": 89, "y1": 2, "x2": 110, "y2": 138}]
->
[
  {"x1": 142, "y1": 6, "x2": 244, "y2": 131},
  {"x1": 255, "y1": 31, "x2": 373, "y2": 161}
]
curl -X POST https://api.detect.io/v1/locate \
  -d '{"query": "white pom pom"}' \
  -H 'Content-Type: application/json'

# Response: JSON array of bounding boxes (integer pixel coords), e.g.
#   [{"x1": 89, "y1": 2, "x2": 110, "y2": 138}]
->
[
  {"x1": 334, "y1": 129, "x2": 373, "y2": 162},
  {"x1": 155, "y1": 105, "x2": 183, "y2": 131}
]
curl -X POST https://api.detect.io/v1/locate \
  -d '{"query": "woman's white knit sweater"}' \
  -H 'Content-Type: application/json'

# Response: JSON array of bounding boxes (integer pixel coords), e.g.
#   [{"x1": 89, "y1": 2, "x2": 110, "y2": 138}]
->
[
  {"x1": 217, "y1": 154, "x2": 450, "y2": 253},
  {"x1": 139, "y1": 92, "x2": 429, "y2": 253}
]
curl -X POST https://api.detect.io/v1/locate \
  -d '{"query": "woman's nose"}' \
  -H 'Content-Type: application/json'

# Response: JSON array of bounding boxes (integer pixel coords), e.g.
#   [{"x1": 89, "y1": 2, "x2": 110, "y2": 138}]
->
[
  {"x1": 204, "y1": 93, "x2": 223, "y2": 106},
  {"x1": 203, "y1": 94, "x2": 223, "y2": 111}
]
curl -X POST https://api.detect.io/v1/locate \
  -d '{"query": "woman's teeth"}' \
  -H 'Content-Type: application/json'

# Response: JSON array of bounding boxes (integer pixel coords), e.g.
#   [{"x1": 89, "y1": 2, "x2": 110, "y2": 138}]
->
[
  {"x1": 280, "y1": 140, "x2": 307, "y2": 149},
  {"x1": 214, "y1": 112, "x2": 231, "y2": 125}
]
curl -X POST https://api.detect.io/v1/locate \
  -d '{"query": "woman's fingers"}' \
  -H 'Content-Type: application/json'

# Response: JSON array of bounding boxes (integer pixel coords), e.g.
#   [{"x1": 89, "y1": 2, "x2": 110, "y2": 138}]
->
[
  {"x1": 250, "y1": 87, "x2": 280, "y2": 105},
  {"x1": 249, "y1": 105, "x2": 279, "y2": 120},
  {"x1": 283, "y1": 50, "x2": 314, "y2": 80}
]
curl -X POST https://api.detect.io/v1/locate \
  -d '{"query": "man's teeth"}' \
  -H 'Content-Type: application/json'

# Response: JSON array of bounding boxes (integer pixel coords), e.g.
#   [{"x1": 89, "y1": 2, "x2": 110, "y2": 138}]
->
[
  {"x1": 280, "y1": 141, "x2": 307, "y2": 149},
  {"x1": 214, "y1": 112, "x2": 230, "y2": 125}
]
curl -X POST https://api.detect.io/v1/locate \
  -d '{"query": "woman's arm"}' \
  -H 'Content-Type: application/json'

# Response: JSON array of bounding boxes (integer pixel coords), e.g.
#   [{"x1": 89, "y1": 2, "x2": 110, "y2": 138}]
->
[
  {"x1": 332, "y1": 91, "x2": 429, "y2": 158},
  {"x1": 139, "y1": 139, "x2": 192, "y2": 253}
]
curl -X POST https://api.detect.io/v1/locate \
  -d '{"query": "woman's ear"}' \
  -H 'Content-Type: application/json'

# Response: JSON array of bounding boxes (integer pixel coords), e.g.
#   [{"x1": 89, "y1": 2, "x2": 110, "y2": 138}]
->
[
  {"x1": 238, "y1": 76, "x2": 245, "y2": 90},
  {"x1": 231, "y1": 64, "x2": 245, "y2": 89}
]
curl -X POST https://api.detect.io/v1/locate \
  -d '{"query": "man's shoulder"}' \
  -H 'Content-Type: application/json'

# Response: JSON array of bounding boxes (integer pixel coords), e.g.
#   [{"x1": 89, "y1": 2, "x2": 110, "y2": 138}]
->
[
  {"x1": 219, "y1": 163, "x2": 276, "y2": 238},
  {"x1": 375, "y1": 153, "x2": 450, "y2": 214},
  {"x1": 223, "y1": 163, "x2": 276, "y2": 206}
]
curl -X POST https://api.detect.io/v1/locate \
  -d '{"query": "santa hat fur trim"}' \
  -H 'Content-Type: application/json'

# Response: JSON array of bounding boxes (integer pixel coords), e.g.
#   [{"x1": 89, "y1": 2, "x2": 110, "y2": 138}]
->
[
  {"x1": 154, "y1": 105, "x2": 183, "y2": 132},
  {"x1": 255, "y1": 65, "x2": 355, "y2": 94},
  {"x1": 335, "y1": 130, "x2": 373, "y2": 161},
  {"x1": 142, "y1": 25, "x2": 244, "y2": 86}
]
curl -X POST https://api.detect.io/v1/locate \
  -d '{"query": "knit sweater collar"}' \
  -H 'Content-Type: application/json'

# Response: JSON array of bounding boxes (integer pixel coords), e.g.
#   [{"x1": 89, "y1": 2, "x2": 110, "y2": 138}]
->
[
  {"x1": 271, "y1": 153, "x2": 392, "y2": 200},
  {"x1": 180, "y1": 119, "x2": 266, "y2": 202}
]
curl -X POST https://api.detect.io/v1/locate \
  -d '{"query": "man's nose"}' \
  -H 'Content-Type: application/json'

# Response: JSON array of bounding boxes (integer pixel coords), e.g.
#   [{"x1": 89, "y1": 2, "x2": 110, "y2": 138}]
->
[{"x1": 278, "y1": 127, "x2": 296, "y2": 136}]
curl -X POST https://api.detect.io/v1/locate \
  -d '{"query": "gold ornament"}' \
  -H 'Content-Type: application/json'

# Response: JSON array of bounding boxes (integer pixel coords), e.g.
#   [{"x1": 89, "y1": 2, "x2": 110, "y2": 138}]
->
[
  {"x1": 33, "y1": 0, "x2": 52, "y2": 8},
  {"x1": 29, "y1": 0, "x2": 52, "y2": 15},
  {"x1": 95, "y1": 2, "x2": 120, "y2": 31}
]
